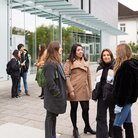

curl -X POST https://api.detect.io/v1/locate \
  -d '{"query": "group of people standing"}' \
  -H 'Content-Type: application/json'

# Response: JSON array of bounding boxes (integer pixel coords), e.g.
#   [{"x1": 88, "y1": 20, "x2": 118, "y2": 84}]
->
[
  {"x1": 9, "y1": 44, "x2": 30, "y2": 98},
  {"x1": 42, "y1": 41, "x2": 138, "y2": 138}
]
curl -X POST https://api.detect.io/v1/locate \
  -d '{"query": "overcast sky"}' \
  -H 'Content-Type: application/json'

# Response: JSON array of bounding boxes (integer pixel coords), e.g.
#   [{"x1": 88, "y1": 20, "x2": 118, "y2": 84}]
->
[{"x1": 118, "y1": 0, "x2": 138, "y2": 11}]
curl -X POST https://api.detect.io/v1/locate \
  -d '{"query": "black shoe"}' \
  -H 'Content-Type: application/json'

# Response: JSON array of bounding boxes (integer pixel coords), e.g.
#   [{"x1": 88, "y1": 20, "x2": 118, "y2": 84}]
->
[
  {"x1": 73, "y1": 128, "x2": 80, "y2": 138},
  {"x1": 38, "y1": 95, "x2": 42, "y2": 97},
  {"x1": 84, "y1": 127, "x2": 96, "y2": 135},
  {"x1": 40, "y1": 96, "x2": 44, "y2": 99}
]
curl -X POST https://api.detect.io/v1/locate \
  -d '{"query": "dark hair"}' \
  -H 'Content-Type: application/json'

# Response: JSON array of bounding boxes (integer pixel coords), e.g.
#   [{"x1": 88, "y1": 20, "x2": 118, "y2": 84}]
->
[
  {"x1": 68, "y1": 44, "x2": 87, "y2": 63},
  {"x1": 100, "y1": 48, "x2": 114, "y2": 63},
  {"x1": 45, "y1": 41, "x2": 61, "y2": 63},
  {"x1": 17, "y1": 43, "x2": 24, "y2": 50},
  {"x1": 13, "y1": 50, "x2": 19, "y2": 59},
  {"x1": 38, "y1": 43, "x2": 46, "y2": 58}
]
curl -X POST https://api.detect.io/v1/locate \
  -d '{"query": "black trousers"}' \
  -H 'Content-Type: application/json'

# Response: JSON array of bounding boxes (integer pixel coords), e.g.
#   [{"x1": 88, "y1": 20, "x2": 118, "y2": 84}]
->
[
  {"x1": 96, "y1": 97, "x2": 115, "y2": 138},
  {"x1": 11, "y1": 76, "x2": 20, "y2": 97},
  {"x1": 70, "y1": 101, "x2": 90, "y2": 129},
  {"x1": 45, "y1": 111, "x2": 58, "y2": 138}
]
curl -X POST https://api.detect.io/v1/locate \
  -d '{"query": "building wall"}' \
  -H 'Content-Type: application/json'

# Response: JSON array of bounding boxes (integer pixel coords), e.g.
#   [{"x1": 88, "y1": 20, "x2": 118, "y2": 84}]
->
[
  {"x1": 101, "y1": 31, "x2": 117, "y2": 56},
  {"x1": 118, "y1": 19, "x2": 137, "y2": 44},
  {"x1": 69, "y1": 0, "x2": 118, "y2": 27},
  {"x1": 0, "y1": 0, "x2": 8, "y2": 81},
  {"x1": 91, "y1": 0, "x2": 118, "y2": 28}
]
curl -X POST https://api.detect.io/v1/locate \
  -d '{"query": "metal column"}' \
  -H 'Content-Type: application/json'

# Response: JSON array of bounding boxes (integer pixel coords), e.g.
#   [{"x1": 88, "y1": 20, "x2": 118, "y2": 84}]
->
[{"x1": 59, "y1": 14, "x2": 62, "y2": 47}]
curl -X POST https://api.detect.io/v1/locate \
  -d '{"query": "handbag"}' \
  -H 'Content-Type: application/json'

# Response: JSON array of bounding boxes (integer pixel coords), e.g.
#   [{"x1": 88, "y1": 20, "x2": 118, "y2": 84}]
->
[{"x1": 92, "y1": 83, "x2": 101, "y2": 100}]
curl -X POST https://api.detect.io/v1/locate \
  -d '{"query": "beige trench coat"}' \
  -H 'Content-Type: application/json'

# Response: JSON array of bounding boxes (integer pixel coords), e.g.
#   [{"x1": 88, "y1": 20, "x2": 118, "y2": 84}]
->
[{"x1": 64, "y1": 59, "x2": 92, "y2": 101}]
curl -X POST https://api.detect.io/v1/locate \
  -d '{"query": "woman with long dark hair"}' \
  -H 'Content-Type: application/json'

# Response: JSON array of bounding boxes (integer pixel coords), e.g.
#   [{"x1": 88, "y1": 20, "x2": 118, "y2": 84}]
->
[
  {"x1": 64, "y1": 44, "x2": 96, "y2": 138},
  {"x1": 43, "y1": 41, "x2": 67, "y2": 138}
]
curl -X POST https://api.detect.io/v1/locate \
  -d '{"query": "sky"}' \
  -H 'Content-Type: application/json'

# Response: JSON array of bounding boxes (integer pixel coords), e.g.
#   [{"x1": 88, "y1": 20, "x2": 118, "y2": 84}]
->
[{"x1": 118, "y1": 0, "x2": 138, "y2": 11}]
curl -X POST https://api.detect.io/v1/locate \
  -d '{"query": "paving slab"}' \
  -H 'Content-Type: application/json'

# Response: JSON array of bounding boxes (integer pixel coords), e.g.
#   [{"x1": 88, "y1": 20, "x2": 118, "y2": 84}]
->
[{"x1": 0, "y1": 63, "x2": 138, "y2": 138}]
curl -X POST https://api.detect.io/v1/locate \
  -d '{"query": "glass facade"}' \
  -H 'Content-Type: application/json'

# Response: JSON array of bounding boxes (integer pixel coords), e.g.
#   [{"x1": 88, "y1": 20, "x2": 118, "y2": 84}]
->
[{"x1": 8, "y1": 0, "x2": 101, "y2": 73}]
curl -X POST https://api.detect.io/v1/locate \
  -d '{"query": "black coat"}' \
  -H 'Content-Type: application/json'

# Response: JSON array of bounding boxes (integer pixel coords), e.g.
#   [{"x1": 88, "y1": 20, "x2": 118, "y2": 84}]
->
[
  {"x1": 93, "y1": 61, "x2": 115, "y2": 101},
  {"x1": 43, "y1": 62, "x2": 67, "y2": 114},
  {"x1": 20, "y1": 50, "x2": 29, "y2": 73},
  {"x1": 113, "y1": 58, "x2": 138, "y2": 107},
  {"x1": 10, "y1": 58, "x2": 20, "y2": 79}
]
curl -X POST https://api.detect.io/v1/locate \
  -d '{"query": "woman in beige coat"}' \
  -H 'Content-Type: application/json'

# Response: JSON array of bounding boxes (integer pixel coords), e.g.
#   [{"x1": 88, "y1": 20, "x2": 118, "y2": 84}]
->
[
  {"x1": 35, "y1": 43, "x2": 47, "y2": 99},
  {"x1": 64, "y1": 44, "x2": 96, "y2": 138}
]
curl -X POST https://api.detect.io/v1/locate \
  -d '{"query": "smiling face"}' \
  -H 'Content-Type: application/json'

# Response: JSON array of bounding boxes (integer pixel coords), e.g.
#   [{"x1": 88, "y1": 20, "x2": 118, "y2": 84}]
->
[
  {"x1": 102, "y1": 50, "x2": 112, "y2": 64},
  {"x1": 75, "y1": 46, "x2": 84, "y2": 59}
]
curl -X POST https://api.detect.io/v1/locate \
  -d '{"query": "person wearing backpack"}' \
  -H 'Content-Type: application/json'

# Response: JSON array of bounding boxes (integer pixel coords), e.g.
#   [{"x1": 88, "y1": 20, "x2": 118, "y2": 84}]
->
[
  {"x1": 10, "y1": 50, "x2": 21, "y2": 98},
  {"x1": 17, "y1": 44, "x2": 30, "y2": 96},
  {"x1": 34, "y1": 43, "x2": 47, "y2": 99}
]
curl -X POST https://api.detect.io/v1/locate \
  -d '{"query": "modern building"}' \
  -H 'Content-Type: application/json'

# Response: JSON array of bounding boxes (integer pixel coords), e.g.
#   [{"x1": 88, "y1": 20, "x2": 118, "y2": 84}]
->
[
  {"x1": 118, "y1": 2, "x2": 138, "y2": 44},
  {"x1": 0, "y1": 0, "x2": 124, "y2": 81}
]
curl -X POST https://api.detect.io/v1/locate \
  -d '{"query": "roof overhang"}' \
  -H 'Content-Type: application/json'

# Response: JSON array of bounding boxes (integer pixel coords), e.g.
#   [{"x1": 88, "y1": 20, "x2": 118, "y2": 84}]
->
[{"x1": 11, "y1": 0, "x2": 125, "y2": 35}]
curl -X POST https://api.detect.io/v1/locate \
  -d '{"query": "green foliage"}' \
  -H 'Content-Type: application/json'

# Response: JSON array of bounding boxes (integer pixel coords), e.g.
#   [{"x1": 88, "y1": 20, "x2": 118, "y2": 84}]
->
[
  {"x1": 12, "y1": 25, "x2": 86, "y2": 63},
  {"x1": 128, "y1": 42, "x2": 138, "y2": 53}
]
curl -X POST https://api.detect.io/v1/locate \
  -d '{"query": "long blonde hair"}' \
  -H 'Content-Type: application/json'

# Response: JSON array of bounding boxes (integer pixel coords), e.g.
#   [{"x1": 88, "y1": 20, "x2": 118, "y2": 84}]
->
[{"x1": 114, "y1": 43, "x2": 132, "y2": 74}]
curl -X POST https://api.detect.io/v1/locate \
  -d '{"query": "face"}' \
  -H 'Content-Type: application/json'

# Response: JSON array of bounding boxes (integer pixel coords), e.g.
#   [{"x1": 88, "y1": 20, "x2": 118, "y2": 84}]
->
[
  {"x1": 58, "y1": 47, "x2": 63, "y2": 55},
  {"x1": 76, "y1": 46, "x2": 83, "y2": 59},
  {"x1": 102, "y1": 51, "x2": 112, "y2": 63},
  {"x1": 20, "y1": 46, "x2": 24, "y2": 53},
  {"x1": 18, "y1": 51, "x2": 21, "y2": 58}
]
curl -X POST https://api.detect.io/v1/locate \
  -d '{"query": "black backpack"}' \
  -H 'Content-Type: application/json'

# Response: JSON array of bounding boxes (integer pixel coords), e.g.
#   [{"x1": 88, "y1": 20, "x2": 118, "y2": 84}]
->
[{"x1": 6, "y1": 60, "x2": 12, "y2": 75}]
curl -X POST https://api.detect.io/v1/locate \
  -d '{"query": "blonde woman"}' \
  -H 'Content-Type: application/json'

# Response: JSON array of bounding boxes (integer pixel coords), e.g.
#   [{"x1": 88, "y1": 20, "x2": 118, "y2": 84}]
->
[{"x1": 113, "y1": 43, "x2": 138, "y2": 138}]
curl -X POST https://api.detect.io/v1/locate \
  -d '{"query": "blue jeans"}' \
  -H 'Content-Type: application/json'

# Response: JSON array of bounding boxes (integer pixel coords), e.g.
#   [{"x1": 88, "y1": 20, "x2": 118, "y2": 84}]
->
[
  {"x1": 113, "y1": 104, "x2": 132, "y2": 127},
  {"x1": 18, "y1": 72, "x2": 28, "y2": 93}
]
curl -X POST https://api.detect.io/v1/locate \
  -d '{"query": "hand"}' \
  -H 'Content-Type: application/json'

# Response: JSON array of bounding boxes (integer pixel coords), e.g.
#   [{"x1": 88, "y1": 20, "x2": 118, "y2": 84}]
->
[
  {"x1": 114, "y1": 105, "x2": 123, "y2": 114},
  {"x1": 21, "y1": 63, "x2": 25, "y2": 66},
  {"x1": 69, "y1": 92, "x2": 75, "y2": 99}
]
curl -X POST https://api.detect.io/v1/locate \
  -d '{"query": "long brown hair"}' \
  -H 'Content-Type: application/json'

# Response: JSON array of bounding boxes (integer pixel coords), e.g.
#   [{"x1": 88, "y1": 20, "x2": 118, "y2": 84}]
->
[
  {"x1": 114, "y1": 43, "x2": 132, "y2": 74},
  {"x1": 38, "y1": 43, "x2": 46, "y2": 58},
  {"x1": 45, "y1": 41, "x2": 61, "y2": 64}
]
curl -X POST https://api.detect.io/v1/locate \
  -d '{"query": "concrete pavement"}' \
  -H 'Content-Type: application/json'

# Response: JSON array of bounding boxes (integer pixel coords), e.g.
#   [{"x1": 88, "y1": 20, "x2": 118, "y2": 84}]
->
[{"x1": 0, "y1": 64, "x2": 138, "y2": 138}]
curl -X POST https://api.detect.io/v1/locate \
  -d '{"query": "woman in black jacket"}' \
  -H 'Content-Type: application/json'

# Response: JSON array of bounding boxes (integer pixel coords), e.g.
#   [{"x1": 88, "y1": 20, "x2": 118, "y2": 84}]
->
[
  {"x1": 10, "y1": 50, "x2": 21, "y2": 98},
  {"x1": 113, "y1": 44, "x2": 138, "y2": 138},
  {"x1": 92, "y1": 49, "x2": 115, "y2": 138},
  {"x1": 43, "y1": 41, "x2": 67, "y2": 138}
]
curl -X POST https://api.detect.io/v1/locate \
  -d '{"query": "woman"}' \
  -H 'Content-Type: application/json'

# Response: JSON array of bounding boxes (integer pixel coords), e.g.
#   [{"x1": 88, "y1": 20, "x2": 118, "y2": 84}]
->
[
  {"x1": 92, "y1": 49, "x2": 115, "y2": 138},
  {"x1": 10, "y1": 50, "x2": 21, "y2": 98},
  {"x1": 64, "y1": 44, "x2": 96, "y2": 138},
  {"x1": 35, "y1": 43, "x2": 47, "y2": 99},
  {"x1": 43, "y1": 41, "x2": 67, "y2": 138},
  {"x1": 113, "y1": 43, "x2": 138, "y2": 138}
]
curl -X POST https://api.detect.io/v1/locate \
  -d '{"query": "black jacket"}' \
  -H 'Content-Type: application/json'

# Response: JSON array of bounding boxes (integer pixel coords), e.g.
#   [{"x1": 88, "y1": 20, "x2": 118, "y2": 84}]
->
[
  {"x1": 20, "y1": 49, "x2": 29, "y2": 73},
  {"x1": 93, "y1": 60, "x2": 115, "y2": 101},
  {"x1": 113, "y1": 58, "x2": 138, "y2": 107},
  {"x1": 10, "y1": 58, "x2": 20, "y2": 79}
]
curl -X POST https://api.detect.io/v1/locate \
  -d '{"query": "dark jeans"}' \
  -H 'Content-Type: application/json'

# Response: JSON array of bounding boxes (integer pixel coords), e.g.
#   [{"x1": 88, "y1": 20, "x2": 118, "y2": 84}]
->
[
  {"x1": 11, "y1": 76, "x2": 20, "y2": 97},
  {"x1": 45, "y1": 111, "x2": 58, "y2": 138},
  {"x1": 96, "y1": 97, "x2": 115, "y2": 138},
  {"x1": 70, "y1": 101, "x2": 90, "y2": 129}
]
